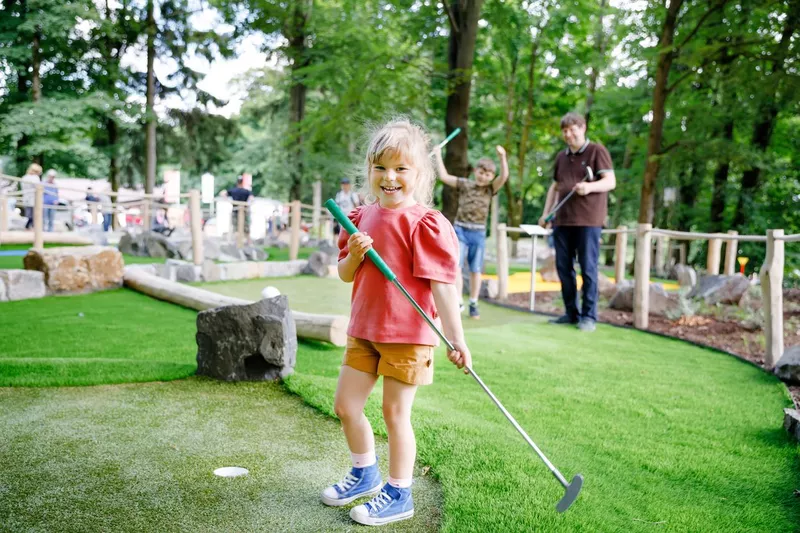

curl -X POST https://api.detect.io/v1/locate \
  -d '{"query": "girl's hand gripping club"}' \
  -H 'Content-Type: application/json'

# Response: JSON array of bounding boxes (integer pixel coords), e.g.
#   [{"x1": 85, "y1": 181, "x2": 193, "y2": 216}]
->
[{"x1": 325, "y1": 199, "x2": 584, "y2": 513}]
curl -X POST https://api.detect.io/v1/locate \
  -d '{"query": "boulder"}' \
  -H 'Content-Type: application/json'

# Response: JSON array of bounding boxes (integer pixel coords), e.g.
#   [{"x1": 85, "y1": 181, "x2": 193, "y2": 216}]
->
[
  {"x1": 220, "y1": 243, "x2": 247, "y2": 261},
  {"x1": 689, "y1": 274, "x2": 749, "y2": 305},
  {"x1": 784, "y1": 409, "x2": 800, "y2": 442},
  {"x1": 539, "y1": 254, "x2": 559, "y2": 282},
  {"x1": 608, "y1": 281, "x2": 673, "y2": 315},
  {"x1": 196, "y1": 297, "x2": 297, "y2": 381},
  {"x1": 118, "y1": 232, "x2": 146, "y2": 256},
  {"x1": 318, "y1": 242, "x2": 340, "y2": 257},
  {"x1": 23, "y1": 246, "x2": 123, "y2": 294},
  {"x1": 671, "y1": 264, "x2": 697, "y2": 290},
  {"x1": 303, "y1": 251, "x2": 335, "y2": 277},
  {"x1": 243, "y1": 246, "x2": 268, "y2": 261},
  {"x1": 0, "y1": 269, "x2": 46, "y2": 301},
  {"x1": 597, "y1": 273, "x2": 616, "y2": 299},
  {"x1": 774, "y1": 345, "x2": 800, "y2": 384}
]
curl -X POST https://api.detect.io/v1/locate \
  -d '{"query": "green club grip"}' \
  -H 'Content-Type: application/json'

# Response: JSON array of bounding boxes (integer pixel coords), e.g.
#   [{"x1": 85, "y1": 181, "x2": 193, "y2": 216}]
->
[
  {"x1": 545, "y1": 213, "x2": 555, "y2": 223},
  {"x1": 325, "y1": 199, "x2": 397, "y2": 281}
]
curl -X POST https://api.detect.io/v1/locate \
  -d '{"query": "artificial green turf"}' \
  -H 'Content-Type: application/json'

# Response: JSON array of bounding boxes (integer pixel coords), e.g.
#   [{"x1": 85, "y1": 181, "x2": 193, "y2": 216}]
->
[
  {"x1": 263, "y1": 246, "x2": 316, "y2": 262},
  {"x1": 0, "y1": 289, "x2": 196, "y2": 386},
  {"x1": 202, "y1": 277, "x2": 800, "y2": 532},
  {"x1": 0, "y1": 379, "x2": 441, "y2": 532}
]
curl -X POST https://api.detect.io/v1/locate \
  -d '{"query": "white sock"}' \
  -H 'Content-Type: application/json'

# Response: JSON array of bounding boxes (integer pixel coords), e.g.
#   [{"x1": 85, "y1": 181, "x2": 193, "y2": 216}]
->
[
  {"x1": 388, "y1": 476, "x2": 412, "y2": 489},
  {"x1": 351, "y1": 451, "x2": 376, "y2": 468},
  {"x1": 469, "y1": 298, "x2": 477, "y2": 304}
]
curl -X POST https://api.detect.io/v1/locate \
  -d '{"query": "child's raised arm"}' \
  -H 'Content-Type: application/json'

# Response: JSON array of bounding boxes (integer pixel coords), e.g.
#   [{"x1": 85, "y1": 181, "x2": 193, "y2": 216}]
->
[
  {"x1": 433, "y1": 147, "x2": 459, "y2": 188},
  {"x1": 491, "y1": 145, "x2": 510, "y2": 194}
]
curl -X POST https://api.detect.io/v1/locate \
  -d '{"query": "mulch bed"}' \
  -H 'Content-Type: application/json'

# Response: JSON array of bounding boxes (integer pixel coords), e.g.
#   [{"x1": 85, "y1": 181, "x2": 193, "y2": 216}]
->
[{"x1": 498, "y1": 289, "x2": 800, "y2": 409}]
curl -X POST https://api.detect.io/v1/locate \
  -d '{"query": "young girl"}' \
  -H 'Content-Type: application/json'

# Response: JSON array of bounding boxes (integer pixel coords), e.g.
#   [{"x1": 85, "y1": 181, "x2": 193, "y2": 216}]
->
[{"x1": 321, "y1": 119, "x2": 472, "y2": 526}]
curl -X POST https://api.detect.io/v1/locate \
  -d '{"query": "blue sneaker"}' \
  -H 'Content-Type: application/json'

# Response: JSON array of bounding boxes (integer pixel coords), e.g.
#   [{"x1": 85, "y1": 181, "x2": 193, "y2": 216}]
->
[
  {"x1": 350, "y1": 483, "x2": 414, "y2": 526},
  {"x1": 321, "y1": 463, "x2": 382, "y2": 507}
]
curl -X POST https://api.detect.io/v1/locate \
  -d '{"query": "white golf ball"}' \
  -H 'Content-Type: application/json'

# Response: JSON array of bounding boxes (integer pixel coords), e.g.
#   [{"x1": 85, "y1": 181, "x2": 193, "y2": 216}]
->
[{"x1": 261, "y1": 286, "x2": 281, "y2": 299}]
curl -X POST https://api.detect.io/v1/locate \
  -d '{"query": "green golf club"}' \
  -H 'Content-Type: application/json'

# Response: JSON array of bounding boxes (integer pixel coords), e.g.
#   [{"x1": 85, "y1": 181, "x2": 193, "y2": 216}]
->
[
  {"x1": 429, "y1": 128, "x2": 461, "y2": 156},
  {"x1": 325, "y1": 199, "x2": 584, "y2": 513},
  {"x1": 545, "y1": 166, "x2": 595, "y2": 224}
]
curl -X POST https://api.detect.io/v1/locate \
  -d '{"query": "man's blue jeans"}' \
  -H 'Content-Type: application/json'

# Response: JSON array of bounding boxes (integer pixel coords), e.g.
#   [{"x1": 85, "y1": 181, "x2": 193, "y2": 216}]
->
[{"x1": 552, "y1": 226, "x2": 602, "y2": 321}]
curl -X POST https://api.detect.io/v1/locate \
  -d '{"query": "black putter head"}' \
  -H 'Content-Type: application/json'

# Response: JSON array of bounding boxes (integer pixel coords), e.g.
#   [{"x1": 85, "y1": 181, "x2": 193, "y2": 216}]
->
[{"x1": 555, "y1": 474, "x2": 583, "y2": 513}]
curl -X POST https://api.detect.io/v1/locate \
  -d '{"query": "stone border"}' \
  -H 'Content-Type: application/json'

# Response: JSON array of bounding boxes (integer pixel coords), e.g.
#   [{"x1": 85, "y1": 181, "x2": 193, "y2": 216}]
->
[
  {"x1": 0, "y1": 231, "x2": 94, "y2": 245},
  {"x1": 128, "y1": 259, "x2": 309, "y2": 283}
]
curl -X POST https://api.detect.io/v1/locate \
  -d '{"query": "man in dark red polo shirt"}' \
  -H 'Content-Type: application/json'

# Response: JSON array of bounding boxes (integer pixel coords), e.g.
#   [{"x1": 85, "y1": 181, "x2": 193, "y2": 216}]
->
[{"x1": 539, "y1": 112, "x2": 616, "y2": 332}]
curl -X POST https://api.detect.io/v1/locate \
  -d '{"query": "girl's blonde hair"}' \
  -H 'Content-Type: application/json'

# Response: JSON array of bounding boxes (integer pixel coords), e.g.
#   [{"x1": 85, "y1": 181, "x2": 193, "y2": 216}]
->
[{"x1": 359, "y1": 118, "x2": 435, "y2": 208}]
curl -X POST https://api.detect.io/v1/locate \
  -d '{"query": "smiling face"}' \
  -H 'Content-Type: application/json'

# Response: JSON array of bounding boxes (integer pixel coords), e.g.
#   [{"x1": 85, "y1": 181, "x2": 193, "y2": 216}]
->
[
  {"x1": 475, "y1": 166, "x2": 495, "y2": 186},
  {"x1": 369, "y1": 149, "x2": 419, "y2": 209},
  {"x1": 561, "y1": 123, "x2": 586, "y2": 152}
]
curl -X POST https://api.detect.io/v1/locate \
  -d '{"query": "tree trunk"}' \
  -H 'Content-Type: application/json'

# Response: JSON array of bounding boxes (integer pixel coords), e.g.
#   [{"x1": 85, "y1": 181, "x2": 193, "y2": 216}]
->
[
  {"x1": 287, "y1": 0, "x2": 311, "y2": 202},
  {"x1": 585, "y1": 0, "x2": 608, "y2": 131},
  {"x1": 676, "y1": 161, "x2": 701, "y2": 232},
  {"x1": 31, "y1": 25, "x2": 42, "y2": 165},
  {"x1": 710, "y1": 119, "x2": 733, "y2": 232},
  {"x1": 732, "y1": 2, "x2": 798, "y2": 229},
  {"x1": 638, "y1": 0, "x2": 682, "y2": 224},
  {"x1": 144, "y1": 0, "x2": 157, "y2": 194},
  {"x1": 442, "y1": 0, "x2": 484, "y2": 222}
]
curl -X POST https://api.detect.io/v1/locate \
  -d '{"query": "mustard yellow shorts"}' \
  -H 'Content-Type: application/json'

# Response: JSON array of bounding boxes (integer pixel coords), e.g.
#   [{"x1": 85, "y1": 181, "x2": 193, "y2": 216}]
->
[{"x1": 343, "y1": 336, "x2": 434, "y2": 386}]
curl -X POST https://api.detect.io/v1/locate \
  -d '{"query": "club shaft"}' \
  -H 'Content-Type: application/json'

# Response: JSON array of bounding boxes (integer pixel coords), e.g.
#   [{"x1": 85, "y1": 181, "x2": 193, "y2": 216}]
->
[{"x1": 391, "y1": 279, "x2": 569, "y2": 489}]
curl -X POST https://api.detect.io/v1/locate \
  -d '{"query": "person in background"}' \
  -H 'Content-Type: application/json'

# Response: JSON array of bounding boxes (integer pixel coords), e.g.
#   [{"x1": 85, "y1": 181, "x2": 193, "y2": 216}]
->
[
  {"x1": 539, "y1": 112, "x2": 616, "y2": 333},
  {"x1": 333, "y1": 177, "x2": 361, "y2": 235},
  {"x1": 100, "y1": 192, "x2": 113, "y2": 232},
  {"x1": 43, "y1": 169, "x2": 59, "y2": 232},
  {"x1": 21, "y1": 164, "x2": 42, "y2": 230}
]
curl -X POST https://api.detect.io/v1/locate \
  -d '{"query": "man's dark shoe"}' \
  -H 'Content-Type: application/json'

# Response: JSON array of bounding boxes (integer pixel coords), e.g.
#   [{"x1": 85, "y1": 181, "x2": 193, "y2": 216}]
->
[
  {"x1": 469, "y1": 301, "x2": 480, "y2": 319},
  {"x1": 548, "y1": 315, "x2": 578, "y2": 325},
  {"x1": 578, "y1": 318, "x2": 596, "y2": 332}
]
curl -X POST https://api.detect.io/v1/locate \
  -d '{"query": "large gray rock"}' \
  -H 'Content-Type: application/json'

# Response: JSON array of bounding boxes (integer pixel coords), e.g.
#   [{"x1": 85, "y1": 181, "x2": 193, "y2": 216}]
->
[
  {"x1": 0, "y1": 270, "x2": 46, "y2": 301},
  {"x1": 784, "y1": 409, "x2": 800, "y2": 442},
  {"x1": 608, "y1": 281, "x2": 673, "y2": 314},
  {"x1": 220, "y1": 243, "x2": 247, "y2": 261},
  {"x1": 774, "y1": 346, "x2": 800, "y2": 384},
  {"x1": 318, "y1": 242, "x2": 339, "y2": 257},
  {"x1": 118, "y1": 232, "x2": 146, "y2": 256},
  {"x1": 196, "y1": 297, "x2": 297, "y2": 381},
  {"x1": 303, "y1": 251, "x2": 335, "y2": 277},
  {"x1": 689, "y1": 274, "x2": 749, "y2": 305},
  {"x1": 672, "y1": 264, "x2": 697, "y2": 290},
  {"x1": 597, "y1": 273, "x2": 616, "y2": 299},
  {"x1": 243, "y1": 246, "x2": 268, "y2": 261},
  {"x1": 143, "y1": 232, "x2": 181, "y2": 259}
]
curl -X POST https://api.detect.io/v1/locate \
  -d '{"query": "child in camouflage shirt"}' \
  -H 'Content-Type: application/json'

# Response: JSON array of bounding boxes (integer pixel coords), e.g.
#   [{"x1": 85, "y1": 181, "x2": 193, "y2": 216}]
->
[{"x1": 434, "y1": 145, "x2": 509, "y2": 318}]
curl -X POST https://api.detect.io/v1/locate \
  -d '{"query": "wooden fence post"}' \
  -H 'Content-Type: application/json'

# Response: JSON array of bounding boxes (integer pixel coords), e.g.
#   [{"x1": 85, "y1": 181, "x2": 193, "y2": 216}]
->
[
  {"x1": 707, "y1": 237, "x2": 722, "y2": 275},
  {"x1": 761, "y1": 229, "x2": 784, "y2": 367},
  {"x1": 0, "y1": 193, "x2": 7, "y2": 233},
  {"x1": 34, "y1": 185, "x2": 44, "y2": 248},
  {"x1": 142, "y1": 200, "x2": 151, "y2": 232},
  {"x1": 615, "y1": 225, "x2": 627, "y2": 284},
  {"x1": 189, "y1": 189, "x2": 204, "y2": 266},
  {"x1": 312, "y1": 180, "x2": 322, "y2": 239},
  {"x1": 497, "y1": 223, "x2": 509, "y2": 300},
  {"x1": 90, "y1": 202, "x2": 99, "y2": 226},
  {"x1": 654, "y1": 236, "x2": 668, "y2": 277},
  {"x1": 634, "y1": 223, "x2": 652, "y2": 329},
  {"x1": 724, "y1": 230, "x2": 738, "y2": 276},
  {"x1": 237, "y1": 203, "x2": 246, "y2": 249},
  {"x1": 289, "y1": 200, "x2": 301, "y2": 261}
]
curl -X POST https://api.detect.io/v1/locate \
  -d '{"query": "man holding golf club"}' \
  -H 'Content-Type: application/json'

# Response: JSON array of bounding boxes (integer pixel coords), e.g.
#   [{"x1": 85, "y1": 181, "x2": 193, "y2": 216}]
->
[{"x1": 539, "y1": 112, "x2": 616, "y2": 332}]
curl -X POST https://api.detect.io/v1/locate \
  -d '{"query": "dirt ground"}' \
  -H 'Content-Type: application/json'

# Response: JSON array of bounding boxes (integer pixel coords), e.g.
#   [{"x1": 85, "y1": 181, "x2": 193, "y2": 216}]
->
[{"x1": 498, "y1": 289, "x2": 800, "y2": 408}]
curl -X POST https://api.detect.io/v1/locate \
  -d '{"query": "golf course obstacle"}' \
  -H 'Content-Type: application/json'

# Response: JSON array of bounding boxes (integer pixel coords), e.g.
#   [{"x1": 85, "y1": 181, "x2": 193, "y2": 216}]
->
[{"x1": 123, "y1": 266, "x2": 348, "y2": 346}]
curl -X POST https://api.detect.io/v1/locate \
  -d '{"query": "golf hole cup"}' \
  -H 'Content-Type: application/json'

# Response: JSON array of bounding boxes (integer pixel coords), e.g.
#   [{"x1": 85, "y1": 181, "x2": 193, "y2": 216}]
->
[{"x1": 214, "y1": 467, "x2": 249, "y2": 478}]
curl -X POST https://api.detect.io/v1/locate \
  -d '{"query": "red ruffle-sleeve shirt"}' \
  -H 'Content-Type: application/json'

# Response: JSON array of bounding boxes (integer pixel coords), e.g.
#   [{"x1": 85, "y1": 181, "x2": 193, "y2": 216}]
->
[{"x1": 337, "y1": 202, "x2": 459, "y2": 346}]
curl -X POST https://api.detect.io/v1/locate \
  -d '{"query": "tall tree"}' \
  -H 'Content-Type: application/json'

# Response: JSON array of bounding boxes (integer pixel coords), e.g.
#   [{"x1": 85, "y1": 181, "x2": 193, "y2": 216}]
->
[
  {"x1": 638, "y1": 0, "x2": 727, "y2": 224},
  {"x1": 145, "y1": 0, "x2": 157, "y2": 193},
  {"x1": 441, "y1": 0, "x2": 485, "y2": 221}
]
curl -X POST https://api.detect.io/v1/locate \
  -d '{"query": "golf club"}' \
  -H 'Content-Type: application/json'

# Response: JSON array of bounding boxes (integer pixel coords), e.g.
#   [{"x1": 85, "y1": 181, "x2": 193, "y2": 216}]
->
[
  {"x1": 325, "y1": 199, "x2": 584, "y2": 513},
  {"x1": 429, "y1": 128, "x2": 461, "y2": 156},
  {"x1": 544, "y1": 166, "x2": 595, "y2": 224}
]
